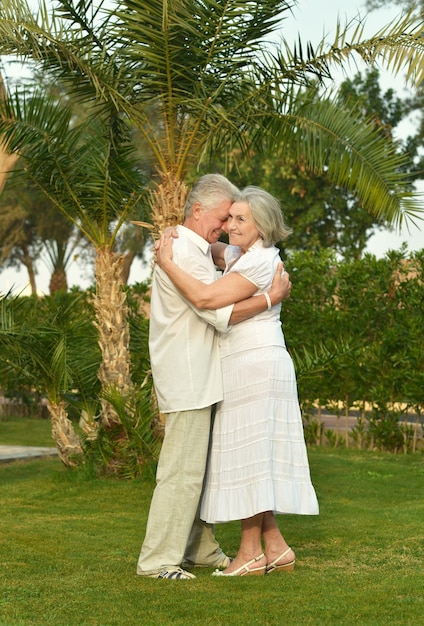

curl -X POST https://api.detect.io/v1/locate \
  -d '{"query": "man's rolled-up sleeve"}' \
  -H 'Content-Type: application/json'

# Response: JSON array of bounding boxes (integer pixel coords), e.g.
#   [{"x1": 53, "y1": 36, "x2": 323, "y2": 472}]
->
[{"x1": 184, "y1": 300, "x2": 233, "y2": 334}]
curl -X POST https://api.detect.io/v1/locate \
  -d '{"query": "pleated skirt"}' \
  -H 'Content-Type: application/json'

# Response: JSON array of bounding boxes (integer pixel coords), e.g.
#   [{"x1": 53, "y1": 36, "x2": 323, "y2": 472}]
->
[{"x1": 200, "y1": 345, "x2": 319, "y2": 524}]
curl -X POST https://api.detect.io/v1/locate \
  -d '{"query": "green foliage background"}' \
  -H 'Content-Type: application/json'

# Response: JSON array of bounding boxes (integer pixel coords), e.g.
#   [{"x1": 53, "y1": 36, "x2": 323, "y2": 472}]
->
[
  {"x1": 283, "y1": 247, "x2": 424, "y2": 409},
  {"x1": 1, "y1": 247, "x2": 423, "y2": 456}
]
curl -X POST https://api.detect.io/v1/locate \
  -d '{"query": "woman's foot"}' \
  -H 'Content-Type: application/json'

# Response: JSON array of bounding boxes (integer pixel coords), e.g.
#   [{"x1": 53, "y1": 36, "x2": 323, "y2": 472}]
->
[
  {"x1": 266, "y1": 547, "x2": 296, "y2": 574},
  {"x1": 213, "y1": 553, "x2": 267, "y2": 577}
]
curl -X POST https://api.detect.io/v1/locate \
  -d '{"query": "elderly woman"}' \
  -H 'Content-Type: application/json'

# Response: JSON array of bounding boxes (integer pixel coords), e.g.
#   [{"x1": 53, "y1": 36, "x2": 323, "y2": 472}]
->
[{"x1": 155, "y1": 186, "x2": 319, "y2": 577}]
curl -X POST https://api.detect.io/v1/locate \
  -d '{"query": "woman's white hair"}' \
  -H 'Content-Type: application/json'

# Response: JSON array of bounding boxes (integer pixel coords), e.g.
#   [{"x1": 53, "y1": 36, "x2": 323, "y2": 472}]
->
[{"x1": 236, "y1": 186, "x2": 292, "y2": 247}]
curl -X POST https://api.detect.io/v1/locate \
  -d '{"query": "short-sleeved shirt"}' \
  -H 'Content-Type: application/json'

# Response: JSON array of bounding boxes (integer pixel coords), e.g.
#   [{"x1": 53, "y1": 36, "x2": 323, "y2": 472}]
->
[
  {"x1": 149, "y1": 226, "x2": 234, "y2": 413},
  {"x1": 219, "y1": 240, "x2": 286, "y2": 356}
]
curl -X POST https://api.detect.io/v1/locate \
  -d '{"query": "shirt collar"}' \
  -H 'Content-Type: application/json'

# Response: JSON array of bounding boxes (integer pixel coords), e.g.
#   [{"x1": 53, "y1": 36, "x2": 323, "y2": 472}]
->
[
  {"x1": 248, "y1": 238, "x2": 265, "y2": 252},
  {"x1": 178, "y1": 225, "x2": 210, "y2": 255}
]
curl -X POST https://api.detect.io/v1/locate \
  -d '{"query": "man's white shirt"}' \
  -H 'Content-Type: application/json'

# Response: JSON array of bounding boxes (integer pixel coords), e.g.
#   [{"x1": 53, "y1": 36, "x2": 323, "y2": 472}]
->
[{"x1": 149, "y1": 226, "x2": 233, "y2": 413}]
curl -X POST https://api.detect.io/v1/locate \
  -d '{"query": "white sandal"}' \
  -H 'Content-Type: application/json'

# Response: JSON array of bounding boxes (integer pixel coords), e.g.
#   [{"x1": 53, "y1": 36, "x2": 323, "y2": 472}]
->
[
  {"x1": 266, "y1": 547, "x2": 296, "y2": 574},
  {"x1": 212, "y1": 553, "x2": 266, "y2": 577}
]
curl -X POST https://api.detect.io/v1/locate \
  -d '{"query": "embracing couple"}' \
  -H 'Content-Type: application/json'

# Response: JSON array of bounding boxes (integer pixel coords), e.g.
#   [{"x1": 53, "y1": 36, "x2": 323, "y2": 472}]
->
[{"x1": 135, "y1": 174, "x2": 319, "y2": 580}]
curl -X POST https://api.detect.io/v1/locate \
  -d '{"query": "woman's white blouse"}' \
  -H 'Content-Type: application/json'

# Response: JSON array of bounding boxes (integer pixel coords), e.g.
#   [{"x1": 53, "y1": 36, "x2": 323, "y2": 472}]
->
[{"x1": 220, "y1": 240, "x2": 286, "y2": 357}]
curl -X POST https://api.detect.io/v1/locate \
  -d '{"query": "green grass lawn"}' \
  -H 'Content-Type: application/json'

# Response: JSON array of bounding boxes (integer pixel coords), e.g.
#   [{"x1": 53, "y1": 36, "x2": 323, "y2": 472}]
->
[
  {"x1": 0, "y1": 418, "x2": 423, "y2": 625},
  {"x1": 0, "y1": 416, "x2": 56, "y2": 448}
]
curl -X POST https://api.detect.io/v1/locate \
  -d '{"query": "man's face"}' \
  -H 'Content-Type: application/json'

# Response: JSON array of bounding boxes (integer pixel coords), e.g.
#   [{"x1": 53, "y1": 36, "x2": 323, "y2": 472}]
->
[{"x1": 198, "y1": 200, "x2": 231, "y2": 243}]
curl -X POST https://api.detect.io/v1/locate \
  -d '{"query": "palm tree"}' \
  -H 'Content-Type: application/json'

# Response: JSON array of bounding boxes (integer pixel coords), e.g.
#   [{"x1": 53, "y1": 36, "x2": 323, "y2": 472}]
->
[
  {"x1": 0, "y1": 0, "x2": 424, "y2": 467},
  {"x1": 0, "y1": 292, "x2": 98, "y2": 465},
  {"x1": 0, "y1": 3, "x2": 152, "y2": 468},
  {"x1": 1, "y1": 2, "x2": 423, "y2": 226},
  {"x1": 0, "y1": 91, "x2": 146, "y2": 438},
  {"x1": 0, "y1": 173, "x2": 84, "y2": 294},
  {"x1": 108, "y1": 0, "x2": 424, "y2": 228},
  {"x1": 0, "y1": 290, "x2": 159, "y2": 473}
]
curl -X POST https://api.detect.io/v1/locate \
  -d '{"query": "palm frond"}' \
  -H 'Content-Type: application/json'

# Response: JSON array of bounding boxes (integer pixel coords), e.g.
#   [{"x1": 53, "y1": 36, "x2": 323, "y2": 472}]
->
[
  {"x1": 81, "y1": 383, "x2": 161, "y2": 478},
  {"x1": 278, "y1": 9, "x2": 424, "y2": 88},
  {"x1": 0, "y1": 1, "x2": 123, "y2": 101},
  {"x1": 272, "y1": 91, "x2": 423, "y2": 228},
  {"x1": 0, "y1": 291, "x2": 100, "y2": 403},
  {"x1": 113, "y1": 0, "x2": 291, "y2": 89},
  {"x1": 0, "y1": 86, "x2": 148, "y2": 245}
]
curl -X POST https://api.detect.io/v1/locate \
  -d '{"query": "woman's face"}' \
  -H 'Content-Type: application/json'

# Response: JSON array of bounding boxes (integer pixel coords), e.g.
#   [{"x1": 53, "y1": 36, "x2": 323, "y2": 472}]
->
[{"x1": 227, "y1": 201, "x2": 260, "y2": 252}]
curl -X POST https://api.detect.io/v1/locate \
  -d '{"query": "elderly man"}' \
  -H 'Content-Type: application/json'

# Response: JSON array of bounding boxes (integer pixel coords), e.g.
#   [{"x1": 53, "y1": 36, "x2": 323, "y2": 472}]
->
[{"x1": 137, "y1": 174, "x2": 291, "y2": 579}]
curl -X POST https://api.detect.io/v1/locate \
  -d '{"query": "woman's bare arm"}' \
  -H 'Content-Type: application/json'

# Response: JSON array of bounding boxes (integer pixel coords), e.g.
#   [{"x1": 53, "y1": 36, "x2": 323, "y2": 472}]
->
[
  {"x1": 210, "y1": 242, "x2": 228, "y2": 270},
  {"x1": 155, "y1": 238, "x2": 256, "y2": 309},
  {"x1": 230, "y1": 269, "x2": 291, "y2": 323},
  {"x1": 155, "y1": 231, "x2": 291, "y2": 317}
]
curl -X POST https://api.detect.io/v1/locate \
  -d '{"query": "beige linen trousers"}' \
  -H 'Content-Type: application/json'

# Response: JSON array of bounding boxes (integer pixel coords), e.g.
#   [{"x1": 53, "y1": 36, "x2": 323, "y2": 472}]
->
[{"x1": 136, "y1": 407, "x2": 225, "y2": 575}]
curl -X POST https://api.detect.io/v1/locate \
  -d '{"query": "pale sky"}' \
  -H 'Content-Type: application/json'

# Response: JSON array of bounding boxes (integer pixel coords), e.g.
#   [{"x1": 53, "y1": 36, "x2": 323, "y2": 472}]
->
[{"x1": 1, "y1": 0, "x2": 422, "y2": 295}]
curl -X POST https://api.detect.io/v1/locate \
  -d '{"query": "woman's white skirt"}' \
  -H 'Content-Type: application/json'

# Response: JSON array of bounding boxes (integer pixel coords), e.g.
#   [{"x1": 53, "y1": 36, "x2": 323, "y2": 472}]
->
[{"x1": 200, "y1": 346, "x2": 319, "y2": 524}]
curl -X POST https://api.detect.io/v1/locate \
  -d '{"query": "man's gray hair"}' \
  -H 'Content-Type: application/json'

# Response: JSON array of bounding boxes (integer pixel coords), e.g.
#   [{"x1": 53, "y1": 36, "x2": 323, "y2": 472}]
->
[{"x1": 184, "y1": 174, "x2": 239, "y2": 218}]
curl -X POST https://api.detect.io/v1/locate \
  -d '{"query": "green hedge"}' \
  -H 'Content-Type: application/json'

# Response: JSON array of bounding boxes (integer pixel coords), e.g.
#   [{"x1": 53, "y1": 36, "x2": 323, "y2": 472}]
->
[{"x1": 283, "y1": 247, "x2": 424, "y2": 451}]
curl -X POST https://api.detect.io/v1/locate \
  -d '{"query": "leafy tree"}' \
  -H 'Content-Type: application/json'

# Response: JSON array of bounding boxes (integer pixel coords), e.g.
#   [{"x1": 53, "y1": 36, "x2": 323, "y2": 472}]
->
[
  {"x1": 366, "y1": 1, "x2": 422, "y2": 13},
  {"x1": 329, "y1": 67, "x2": 419, "y2": 257},
  {"x1": 206, "y1": 70, "x2": 418, "y2": 259},
  {"x1": 364, "y1": 1, "x2": 424, "y2": 191},
  {"x1": 0, "y1": 173, "x2": 83, "y2": 294},
  {"x1": 0, "y1": 182, "x2": 41, "y2": 295}
]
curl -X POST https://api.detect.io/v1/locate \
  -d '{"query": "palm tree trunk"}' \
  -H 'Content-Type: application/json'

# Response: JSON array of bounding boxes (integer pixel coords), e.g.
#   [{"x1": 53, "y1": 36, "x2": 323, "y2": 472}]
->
[
  {"x1": 149, "y1": 172, "x2": 188, "y2": 239},
  {"x1": 0, "y1": 73, "x2": 19, "y2": 194},
  {"x1": 146, "y1": 172, "x2": 188, "y2": 434},
  {"x1": 0, "y1": 144, "x2": 18, "y2": 194},
  {"x1": 49, "y1": 268, "x2": 68, "y2": 293},
  {"x1": 21, "y1": 244, "x2": 38, "y2": 296},
  {"x1": 47, "y1": 399, "x2": 82, "y2": 468},
  {"x1": 92, "y1": 246, "x2": 134, "y2": 428}
]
